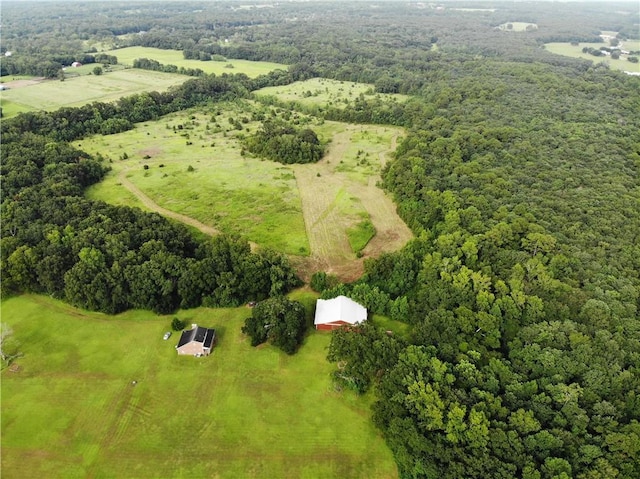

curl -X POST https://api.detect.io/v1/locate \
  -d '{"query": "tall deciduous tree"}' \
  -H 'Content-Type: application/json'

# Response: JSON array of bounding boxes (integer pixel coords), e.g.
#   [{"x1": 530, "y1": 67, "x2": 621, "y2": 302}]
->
[{"x1": 242, "y1": 297, "x2": 307, "y2": 354}]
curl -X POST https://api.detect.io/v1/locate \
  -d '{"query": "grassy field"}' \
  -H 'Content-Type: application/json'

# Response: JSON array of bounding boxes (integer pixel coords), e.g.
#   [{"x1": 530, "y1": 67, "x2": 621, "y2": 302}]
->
[
  {"x1": 346, "y1": 219, "x2": 376, "y2": 255},
  {"x1": 545, "y1": 40, "x2": 640, "y2": 73},
  {"x1": 0, "y1": 69, "x2": 187, "y2": 117},
  {"x1": 255, "y1": 77, "x2": 407, "y2": 110},
  {"x1": 81, "y1": 98, "x2": 413, "y2": 276},
  {"x1": 1, "y1": 293, "x2": 398, "y2": 478},
  {"x1": 290, "y1": 120, "x2": 412, "y2": 280},
  {"x1": 81, "y1": 101, "x2": 310, "y2": 255},
  {"x1": 107, "y1": 46, "x2": 287, "y2": 78}
]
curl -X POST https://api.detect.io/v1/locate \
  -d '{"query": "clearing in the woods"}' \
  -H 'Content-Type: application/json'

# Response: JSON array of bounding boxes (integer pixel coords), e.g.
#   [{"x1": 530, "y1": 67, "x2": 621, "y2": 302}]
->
[{"x1": 82, "y1": 88, "x2": 412, "y2": 281}]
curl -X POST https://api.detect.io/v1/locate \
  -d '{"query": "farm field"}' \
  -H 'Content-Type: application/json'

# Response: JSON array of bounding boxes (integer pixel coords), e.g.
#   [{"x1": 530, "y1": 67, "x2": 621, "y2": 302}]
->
[
  {"x1": 0, "y1": 69, "x2": 187, "y2": 117},
  {"x1": 545, "y1": 40, "x2": 640, "y2": 73},
  {"x1": 255, "y1": 77, "x2": 408, "y2": 110},
  {"x1": 107, "y1": 46, "x2": 287, "y2": 78},
  {"x1": 81, "y1": 96, "x2": 413, "y2": 279},
  {"x1": 1, "y1": 293, "x2": 398, "y2": 478}
]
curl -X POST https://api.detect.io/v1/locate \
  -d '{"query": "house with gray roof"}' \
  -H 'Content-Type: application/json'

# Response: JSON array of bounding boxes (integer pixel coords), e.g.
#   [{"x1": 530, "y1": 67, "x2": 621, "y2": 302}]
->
[{"x1": 175, "y1": 324, "x2": 216, "y2": 356}]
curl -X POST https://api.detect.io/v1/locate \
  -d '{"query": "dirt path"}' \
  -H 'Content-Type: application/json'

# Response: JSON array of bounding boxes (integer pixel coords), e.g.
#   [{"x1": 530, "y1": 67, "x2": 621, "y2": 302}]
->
[
  {"x1": 119, "y1": 169, "x2": 222, "y2": 236},
  {"x1": 116, "y1": 126, "x2": 411, "y2": 282},
  {"x1": 293, "y1": 127, "x2": 412, "y2": 282},
  {"x1": 1, "y1": 77, "x2": 46, "y2": 88}
]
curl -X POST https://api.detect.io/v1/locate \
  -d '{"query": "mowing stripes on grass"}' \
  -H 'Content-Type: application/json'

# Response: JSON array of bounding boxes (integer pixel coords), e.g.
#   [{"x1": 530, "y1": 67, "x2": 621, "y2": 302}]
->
[{"x1": 1, "y1": 294, "x2": 398, "y2": 478}]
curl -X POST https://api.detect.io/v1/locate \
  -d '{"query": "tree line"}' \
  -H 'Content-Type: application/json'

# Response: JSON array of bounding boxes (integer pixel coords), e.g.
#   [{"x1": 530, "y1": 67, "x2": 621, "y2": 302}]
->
[
  {"x1": 1, "y1": 75, "x2": 302, "y2": 314},
  {"x1": 132, "y1": 57, "x2": 206, "y2": 77},
  {"x1": 322, "y1": 50, "x2": 639, "y2": 479}
]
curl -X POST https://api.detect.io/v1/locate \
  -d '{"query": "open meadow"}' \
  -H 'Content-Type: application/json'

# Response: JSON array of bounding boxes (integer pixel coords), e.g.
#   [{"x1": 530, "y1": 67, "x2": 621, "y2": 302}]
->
[
  {"x1": 0, "y1": 293, "x2": 398, "y2": 479},
  {"x1": 0, "y1": 69, "x2": 187, "y2": 118},
  {"x1": 81, "y1": 91, "x2": 413, "y2": 280},
  {"x1": 545, "y1": 40, "x2": 640, "y2": 73},
  {"x1": 255, "y1": 78, "x2": 407, "y2": 111},
  {"x1": 81, "y1": 101, "x2": 310, "y2": 256},
  {"x1": 107, "y1": 46, "x2": 287, "y2": 78}
]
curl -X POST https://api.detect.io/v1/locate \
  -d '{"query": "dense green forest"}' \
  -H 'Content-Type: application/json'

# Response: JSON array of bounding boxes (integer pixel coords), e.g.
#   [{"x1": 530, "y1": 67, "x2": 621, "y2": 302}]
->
[
  {"x1": 2, "y1": 1, "x2": 639, "y2": 478},
  {"x1": 0, "y1": 74, "x2": 301, "y2": 313}
]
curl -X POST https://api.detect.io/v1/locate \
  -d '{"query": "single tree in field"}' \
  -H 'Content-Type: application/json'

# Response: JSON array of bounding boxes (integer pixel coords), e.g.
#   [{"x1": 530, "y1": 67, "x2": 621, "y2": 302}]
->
[
  {"x1": 93, "y1": 66, "x2": 103, "y2": 76},
  {"x1": 242, "y1": 297, "x2": 307, "y2": 354}
]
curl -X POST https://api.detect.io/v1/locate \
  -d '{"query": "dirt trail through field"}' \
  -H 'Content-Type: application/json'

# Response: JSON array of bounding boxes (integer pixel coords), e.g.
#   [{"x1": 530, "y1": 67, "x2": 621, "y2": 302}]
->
[
  {"x1": 116, "y1": 127, "x2": 410, "y2": 282},
  {"x1": 293, "y1": 127, "x2": 412, "y2": 282},
  {"x1": 119, "y1": 169, "x2": 221, "y2": 236}
]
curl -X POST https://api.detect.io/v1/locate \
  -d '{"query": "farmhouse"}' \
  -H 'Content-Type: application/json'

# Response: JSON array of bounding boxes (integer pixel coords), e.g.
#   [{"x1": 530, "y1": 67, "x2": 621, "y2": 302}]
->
[
  {"x1": 176, "y1": 324, "x2": 216, "y2": 356},
  {"x1": 314, "y1": 296, "x2": 367, "y2": 331},
  {"x1": 71, "y1": 61, "x2": 82, "y2": 67}
]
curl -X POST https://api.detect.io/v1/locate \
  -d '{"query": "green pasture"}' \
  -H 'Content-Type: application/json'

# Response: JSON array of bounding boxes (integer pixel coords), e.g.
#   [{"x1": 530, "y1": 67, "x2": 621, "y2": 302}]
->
[
  {"x1": 0, "y1": 69, "x2": 187, "y2": 117},
  {"x1": 0, "y1": 74, "x2": 33, "y2": 81},
  {"x1": 545, "y1": 41, "x2": 640, "y2": 73},
  {"x1": 346, "y1": 219, "x2": 376, "y2": 254},
  {"x1": 254, "y1": 78, "x2": 407, "y2": 110},
  {"x1": 108, "y1": 46, "x2": 287, "y2": 78},
  {"x1": 81, "y1": 99, "x2": 405, "y2": 262},
  {"x1": 1, "y1": 294, "x2": 397, "y2": 478},
  {"x1": 81, "y1": 102, "x2": 310, "y2": 255},
  {"x1": 0, "y1": 98, "x2": 31, "y2": 117},
  {"x1": 371, "y1": 314, "x2": 412, "y2": 342},
  {"x1": 314, "y1": 120, "x2": 402, "y2": 184}
]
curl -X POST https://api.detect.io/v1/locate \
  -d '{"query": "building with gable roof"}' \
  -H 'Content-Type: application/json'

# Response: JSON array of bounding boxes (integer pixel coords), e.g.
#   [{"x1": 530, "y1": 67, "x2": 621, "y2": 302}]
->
[
  {"x1": 175, "y1": 324, "x2": 216, "y2": 356},
  {"x1": 314, "y1": 296, "x2": 367, "y2": 331}
]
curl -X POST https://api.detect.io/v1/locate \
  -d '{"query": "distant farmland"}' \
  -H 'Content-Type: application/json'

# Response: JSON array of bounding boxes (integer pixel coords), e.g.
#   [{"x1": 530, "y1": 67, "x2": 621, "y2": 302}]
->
[
  {"x1": 0, "y1": 51, "x2": 287, "y2": 118},
  {"x1": 0, "y1": 69, "x2": 187, "y2": 117},
  {"x1": 107, "y1": 46, "x2": 288, "y2": 78},
  {"x1": 545, "y1": 40, "x2": 640, "y2": 73}
]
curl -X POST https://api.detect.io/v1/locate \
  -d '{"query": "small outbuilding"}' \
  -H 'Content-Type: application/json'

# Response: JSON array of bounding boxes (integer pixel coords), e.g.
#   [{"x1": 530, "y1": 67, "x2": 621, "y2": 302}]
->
[
  {"x1": 71, "y1": 61, "x2": 82, "y2": 67},
  {"x1": 175, "y1": 324, "x2": 216, "y2": 356},
  {"x1": 314, "y1": 296, "x2": 367, "y2": 331}
]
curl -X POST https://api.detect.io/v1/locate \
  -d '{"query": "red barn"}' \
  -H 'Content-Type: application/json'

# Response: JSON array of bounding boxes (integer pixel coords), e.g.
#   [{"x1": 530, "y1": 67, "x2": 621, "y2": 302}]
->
[{"x1": 314, "y1": 296, "x2": 367, "y2": 331}]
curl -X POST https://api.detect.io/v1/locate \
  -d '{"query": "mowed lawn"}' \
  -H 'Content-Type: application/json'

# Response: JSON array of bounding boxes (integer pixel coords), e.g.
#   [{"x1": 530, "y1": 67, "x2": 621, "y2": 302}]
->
[
  {"x1": 1, "y1": 294, "x2": 398, "y2": 479},
  {"x1": 107, "y1": 46, "x2": 288, "y2": 78},
  {"x1": 0, "y1": 69, "x2": 187, "y2": 117}
]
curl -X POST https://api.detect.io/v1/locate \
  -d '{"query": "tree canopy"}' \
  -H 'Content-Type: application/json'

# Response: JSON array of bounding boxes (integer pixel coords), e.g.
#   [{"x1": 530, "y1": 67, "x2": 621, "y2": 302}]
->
[
  {"x1": 242, "y1": 297, "x2": 308, "y2": 354},
  {"x1": 1, "y1": 1, "x2": 639, "y2": 476}
]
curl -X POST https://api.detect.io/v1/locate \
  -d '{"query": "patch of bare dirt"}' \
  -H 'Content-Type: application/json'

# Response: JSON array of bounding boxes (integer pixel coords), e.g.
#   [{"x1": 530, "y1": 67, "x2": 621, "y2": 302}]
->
[
  {"x1": 138, "y1": 147, "x2": 163, "y2": 157},
  {"x1": 2, "y1": 77, "x2": 46, "y2": 88}
]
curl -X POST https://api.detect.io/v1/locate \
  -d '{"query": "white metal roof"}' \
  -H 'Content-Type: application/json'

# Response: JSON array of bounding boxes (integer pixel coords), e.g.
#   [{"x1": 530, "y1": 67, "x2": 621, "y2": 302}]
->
[{"x1": 314, "y1": 296, "x2": 367, "y2": 326}]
